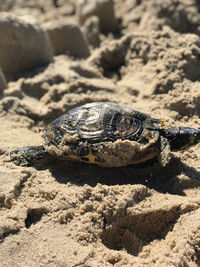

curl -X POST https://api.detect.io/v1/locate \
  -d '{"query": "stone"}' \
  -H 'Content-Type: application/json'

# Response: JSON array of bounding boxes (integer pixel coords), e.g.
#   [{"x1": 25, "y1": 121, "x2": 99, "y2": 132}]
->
[
  {"x1": 0, "y1": 13, "x2": 53, "y2": 79},
  {"x1": 77, "y1": 0, "x2": 117, "y2": 33},
  {"x1": 44, "y1": 20, "x2": 90, "y2": 58}
]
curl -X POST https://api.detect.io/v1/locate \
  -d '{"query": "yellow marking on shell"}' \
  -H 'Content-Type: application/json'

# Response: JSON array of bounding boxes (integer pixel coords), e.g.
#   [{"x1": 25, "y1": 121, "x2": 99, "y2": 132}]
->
[
  {"x1": 84, "y1": 148, "x2": 97, "y2": 164},
  {"x1": 122, "y1": 124, "x2": 127, "y2": 138},
  {"x1": 160, "y1": 120, "x2": 166, "y2": 127},
  {"x1": 67, "y1": 148, "x2": 97, "y2": 164},
  {"x1": 68, "y1": 154, "x2": 80, "y2": 161}
]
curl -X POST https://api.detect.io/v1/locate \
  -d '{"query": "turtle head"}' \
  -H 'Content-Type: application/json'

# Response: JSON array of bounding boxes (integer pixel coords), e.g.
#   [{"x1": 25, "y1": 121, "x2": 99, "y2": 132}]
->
[
  {"x1": 162, "y1": 127, "x2": 200, "y2": 151},
  {"x1": 10, "y1": 145, "x2": 51, "y2": 166}
]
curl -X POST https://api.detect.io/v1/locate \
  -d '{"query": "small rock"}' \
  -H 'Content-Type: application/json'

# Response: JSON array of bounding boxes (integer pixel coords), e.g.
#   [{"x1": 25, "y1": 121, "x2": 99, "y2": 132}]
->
[
  {"x1": 77, "y1": 0, "x2": 117, "y2": 33},
  {"x1": 44, "y1": 20, "x2": 90, "y2": 58},
  {"x1": 0, "y1": 13, "x2": 53, "y2": 80}
]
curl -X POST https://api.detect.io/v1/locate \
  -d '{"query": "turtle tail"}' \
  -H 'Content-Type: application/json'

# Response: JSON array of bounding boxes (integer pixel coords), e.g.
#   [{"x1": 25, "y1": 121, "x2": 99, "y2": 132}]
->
[
  {"x1": 10, "y1": 145, "x2": 53, "y2": 166},
  {"x1": 162, "y1": 127, "x2": 200, "y2": 151}
]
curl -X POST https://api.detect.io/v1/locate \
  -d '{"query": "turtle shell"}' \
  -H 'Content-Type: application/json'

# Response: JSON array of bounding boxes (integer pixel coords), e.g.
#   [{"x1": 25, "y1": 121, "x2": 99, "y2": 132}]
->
[{"x1": 42, "y1": 102, "x2": 164, "y2": 167}]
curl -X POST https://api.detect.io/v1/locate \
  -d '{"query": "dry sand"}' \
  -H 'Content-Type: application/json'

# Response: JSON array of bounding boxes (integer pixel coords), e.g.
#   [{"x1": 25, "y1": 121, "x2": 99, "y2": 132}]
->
[{"x1": 0, "y1": 0, "x2": 200, "y2": 266}]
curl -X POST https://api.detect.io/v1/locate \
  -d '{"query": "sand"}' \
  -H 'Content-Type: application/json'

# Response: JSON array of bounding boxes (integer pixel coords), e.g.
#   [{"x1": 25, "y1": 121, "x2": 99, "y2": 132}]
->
[{"x1": 0, "y1": 0, "x2": 200, "y2": 266}]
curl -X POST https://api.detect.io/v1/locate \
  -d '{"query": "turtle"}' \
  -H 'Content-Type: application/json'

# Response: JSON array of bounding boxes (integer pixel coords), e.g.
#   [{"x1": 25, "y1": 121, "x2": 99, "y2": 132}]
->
[{"x1": 10, "y1": 102, "x2": 200, "y2": 167}]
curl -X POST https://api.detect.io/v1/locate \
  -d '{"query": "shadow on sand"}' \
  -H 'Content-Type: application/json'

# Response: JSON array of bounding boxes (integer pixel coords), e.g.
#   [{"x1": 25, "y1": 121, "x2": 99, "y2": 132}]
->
[{"x1": 35, "y1": 156, "x2": 200, "y2": 196}]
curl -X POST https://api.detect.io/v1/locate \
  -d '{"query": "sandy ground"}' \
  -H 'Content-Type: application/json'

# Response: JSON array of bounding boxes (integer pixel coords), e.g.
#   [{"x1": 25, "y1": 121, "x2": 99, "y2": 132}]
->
[{"x1": 0, "y1": 0, "x2": 200, "y2": 266}]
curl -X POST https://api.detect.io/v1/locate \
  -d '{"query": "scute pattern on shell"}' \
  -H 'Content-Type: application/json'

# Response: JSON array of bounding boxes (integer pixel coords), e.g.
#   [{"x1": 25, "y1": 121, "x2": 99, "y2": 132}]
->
[{"x1": 44, "y1": 102, "x2": 158, "y2": 145}]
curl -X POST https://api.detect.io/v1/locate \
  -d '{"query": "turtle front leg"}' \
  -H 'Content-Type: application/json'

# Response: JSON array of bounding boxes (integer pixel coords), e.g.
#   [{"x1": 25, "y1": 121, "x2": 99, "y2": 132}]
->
[{"x1": 10, "y1": 145, "x2": 53, "y2": 166}]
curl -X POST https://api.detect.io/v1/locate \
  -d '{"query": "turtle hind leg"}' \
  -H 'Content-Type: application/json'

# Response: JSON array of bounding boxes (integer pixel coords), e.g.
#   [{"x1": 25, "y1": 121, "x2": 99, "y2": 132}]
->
[{"x1": 10, "y1": 145, "x2": 52, "y2": 167}]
